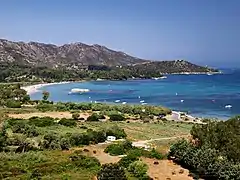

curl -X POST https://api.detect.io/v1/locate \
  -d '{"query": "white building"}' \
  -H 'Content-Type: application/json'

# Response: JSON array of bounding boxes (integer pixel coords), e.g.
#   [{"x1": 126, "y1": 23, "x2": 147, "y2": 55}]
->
[{"x1": 107, "y1": 136, "x2": 116, "y2": 141}]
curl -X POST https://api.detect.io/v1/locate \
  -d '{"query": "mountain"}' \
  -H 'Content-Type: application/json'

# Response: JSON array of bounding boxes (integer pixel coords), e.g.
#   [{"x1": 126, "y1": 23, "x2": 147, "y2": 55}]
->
[
  {"x1": 0, "y1": 39, "x2": 219, "y2": 82},
  {"x1": 0, "y1": 39, "x2": 146, "y2": 67}
]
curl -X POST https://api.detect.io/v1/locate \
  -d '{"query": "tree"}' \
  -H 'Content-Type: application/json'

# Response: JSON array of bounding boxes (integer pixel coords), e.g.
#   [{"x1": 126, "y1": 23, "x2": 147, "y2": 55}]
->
[
  {"x1": 97, "y1": 163, "x2": 127, "y2": 180},
  {"x1": 42, "y1": 91, "x2": 50, "y2": 101},
  {"x1": 128, "y1": 161, "x2": 148, "y2": 178},
  {"x1": 109, "y1": 114, "x2": 125, "y2": 121},
  {"x1": 86, "y1": 113, "x2": 99, "y2": 121}
]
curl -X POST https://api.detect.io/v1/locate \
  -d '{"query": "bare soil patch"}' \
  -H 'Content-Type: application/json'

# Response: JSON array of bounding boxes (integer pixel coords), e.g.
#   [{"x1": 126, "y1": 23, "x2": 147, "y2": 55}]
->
[
  {"x1": 7, "y1": 112, "x2": 90, "y2": 119},
  {"x1": 72, "y1": 144, "x2": 121, "y2": 165},
  {"x1": 142, "y1": 158, "x2": 193, "y2": 180}
]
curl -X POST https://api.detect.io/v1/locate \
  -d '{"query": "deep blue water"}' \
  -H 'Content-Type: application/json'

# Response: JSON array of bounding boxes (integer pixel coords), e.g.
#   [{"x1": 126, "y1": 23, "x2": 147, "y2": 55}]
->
[{"x1": 31, "y1": 69, "x2": 240, "y2": 119}]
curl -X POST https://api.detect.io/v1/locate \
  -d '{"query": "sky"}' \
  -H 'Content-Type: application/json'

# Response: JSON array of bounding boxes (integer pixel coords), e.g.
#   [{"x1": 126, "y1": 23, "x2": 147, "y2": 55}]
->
[{"x1": 0, "y1": 0, "x2": 239, "y2": 67}]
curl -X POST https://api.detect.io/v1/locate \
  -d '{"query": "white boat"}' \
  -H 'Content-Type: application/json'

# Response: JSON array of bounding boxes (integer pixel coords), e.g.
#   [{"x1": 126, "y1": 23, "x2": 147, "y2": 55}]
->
[
  {"x1": 181, "y1": 100, "x2": 184, "y2": 103},
  {"x1": 70, "y1": 88, "x2": 90, "y2": 94},
  {"x1": 115, "y1": 100, "x2": 120, "y2": 103},
  {"x1": 122, "y1": 102, "x2": 127, "y2": 104},
  {"x1": 207, "y1": 73, "x2": 213, "y2": 76},
  {"x1": 160, "y1": 76, "x2": 167, "y2": 79},
  {"x1": 225, "y1": 105, "x2": 232, "y2": 108},
  {"x1": 141, "y1": 103, "x2": 148, "y2": 105},
  {"x1": 140, "y1": 100, "x2": 145, "y2": 103}
]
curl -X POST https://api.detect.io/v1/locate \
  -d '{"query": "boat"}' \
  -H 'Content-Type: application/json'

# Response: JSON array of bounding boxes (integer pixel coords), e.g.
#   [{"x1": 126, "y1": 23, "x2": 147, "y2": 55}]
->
[
  {"x1": 115, "y1": 100, "x2": 120, "y2": 103},
  {"x1": 160, "y1": 76, "x2": 167, "y2": 79},
  {"x1": 69, "y1": 88, "x2": 90, "y2": 94},
  {"x1": 181, "y1": 100, "x2": 184, "y2": 103},
  {"x1": 225, "y1": 105, "x2": 232, "y2": 108},
  {"x1": 141, "y1": 103, "x2": 148, "y2": 105},
  {"x1": 207, "y1": 73, "x2": 213, "y2": 76},
  {"x1": 152, "y1": 76, "x2": 167, "y2": 80},
  {"x1": 140, "y1": 100, "x2": 145, "y2": 103},
  {"x1": 122, "y1": 102, "x2": 127, "y2": 104}
]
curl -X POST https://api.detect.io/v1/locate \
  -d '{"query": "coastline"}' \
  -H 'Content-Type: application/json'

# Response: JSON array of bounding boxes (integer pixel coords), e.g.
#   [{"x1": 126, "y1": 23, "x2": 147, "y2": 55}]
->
[{"x1": 21, "y1": 81, "x2": 71, "y2": 95}]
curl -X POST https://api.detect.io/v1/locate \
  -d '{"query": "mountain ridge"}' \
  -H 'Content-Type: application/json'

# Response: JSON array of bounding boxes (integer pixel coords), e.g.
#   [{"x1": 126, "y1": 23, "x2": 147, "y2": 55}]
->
[
  {"x1": 0, "y1": 38, "x2": 147, "y2": 67},
  {"x1": 0, "y1": 38, "x2": 219, "y2": 82}
]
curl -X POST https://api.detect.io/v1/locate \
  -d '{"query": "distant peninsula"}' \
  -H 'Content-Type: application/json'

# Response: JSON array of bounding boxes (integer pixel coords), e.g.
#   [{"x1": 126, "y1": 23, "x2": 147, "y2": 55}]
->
[{"x1": 0, "y1": 39, "x2": 219, "y2": 82}]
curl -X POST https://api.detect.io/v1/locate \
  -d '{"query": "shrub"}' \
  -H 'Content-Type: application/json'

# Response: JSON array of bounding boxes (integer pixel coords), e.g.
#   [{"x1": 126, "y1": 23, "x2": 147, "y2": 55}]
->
[
  {"x1": 70, "y1": 133, "x2": 90, "y2": 146},
  {"x1": 58, "y1": 118, "x2": 77, "y2": 127},
  {"x1": 105, "y1": 125, "x2": 127, "y2": 139},
  {"x1": 72, "y1": 113, "x2": 80, "y2": 120},
  {"x1": 146, "y1": 148, "x2": 164, "y2": 160},
  {"x1": 118, "y1": 153, "x2": 139, "y2": 168},
  {"x1": 104, "y1": 140, "x2": 133, "y2": 156},
  {"x1": 25, "y1": 125, "x2": 39, "y2": 137},
  {"x1": 69, "y1": 154, "x2": 100, "y2": 169},
  {"x1": 6, "y1": 134, "x2": 26, "y2": 146},
  {"x1": 86, "y1": 113, "x2": 99, "y2": 122},
  {"x1": 97, "y1": 163, "x2": 127, "y2": 180},
  {"x1": 40, "y1": 133, "x2": 61, "y2": 150},
  {"x1": 128, "y1": 161, "x2": 148, "y2": 178},
  {"x1": 104, "y1": 144, "x2": 125, "y2": 156},
  {"x1": 5, "y1": 100, "x2": 21, "y2": 108},
  {"x1": 109, "y1": 114, "x2": 125, "y2": 121},
  {"x1": 88, "y1": 130, "x2": 106, "y2": 144},
  {"x1": 60, "y1": 138, "x2": 71, "y2": 150},
  {"x1": 28, "y1": 117, "x2": 56, "y2": 127}
]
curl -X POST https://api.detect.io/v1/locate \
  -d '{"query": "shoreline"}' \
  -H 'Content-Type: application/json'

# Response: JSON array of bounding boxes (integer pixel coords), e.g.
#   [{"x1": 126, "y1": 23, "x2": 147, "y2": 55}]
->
[{"x1": 21, "y1": 81, "x2": 72, "y2": 95}]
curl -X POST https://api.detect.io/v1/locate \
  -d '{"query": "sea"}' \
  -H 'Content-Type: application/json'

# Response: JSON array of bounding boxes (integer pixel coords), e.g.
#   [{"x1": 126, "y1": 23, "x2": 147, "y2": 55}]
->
[{"x1": 31, "y1": 69, "x2": 240, "y2": 120}]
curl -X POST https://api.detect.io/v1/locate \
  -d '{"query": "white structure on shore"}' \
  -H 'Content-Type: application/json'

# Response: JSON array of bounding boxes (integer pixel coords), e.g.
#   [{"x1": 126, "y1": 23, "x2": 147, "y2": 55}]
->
[{"x1": 107, "y1": 136, "x2": 116, "y2": 141}]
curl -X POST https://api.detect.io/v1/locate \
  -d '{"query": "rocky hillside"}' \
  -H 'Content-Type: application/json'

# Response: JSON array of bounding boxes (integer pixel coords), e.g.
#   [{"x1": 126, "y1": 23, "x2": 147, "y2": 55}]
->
[
  {"x1": 0, "y1": 39, "x2": 218, "y2": 82},
  {"x1": 0, "y1": 39, "x2": 145, "y2": 68}
]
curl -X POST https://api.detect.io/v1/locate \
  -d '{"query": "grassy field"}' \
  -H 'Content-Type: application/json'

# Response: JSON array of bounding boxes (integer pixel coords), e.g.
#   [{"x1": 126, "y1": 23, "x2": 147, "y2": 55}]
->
[{"x1": 84, "y1": 121, "x2": 192, "y2": 141}]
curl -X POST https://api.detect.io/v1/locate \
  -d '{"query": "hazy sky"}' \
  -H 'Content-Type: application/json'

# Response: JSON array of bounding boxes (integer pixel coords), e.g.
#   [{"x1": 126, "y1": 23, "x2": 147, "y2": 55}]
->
[{"x1": 0, "y1": 0, "x2": 239, "y2": 67}]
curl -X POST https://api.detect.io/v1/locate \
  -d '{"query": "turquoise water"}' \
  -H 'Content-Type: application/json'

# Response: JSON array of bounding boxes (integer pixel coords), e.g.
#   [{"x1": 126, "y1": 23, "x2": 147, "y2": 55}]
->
[{"x1": 31, "y1": 70, "x2": 240, "y2": 119}]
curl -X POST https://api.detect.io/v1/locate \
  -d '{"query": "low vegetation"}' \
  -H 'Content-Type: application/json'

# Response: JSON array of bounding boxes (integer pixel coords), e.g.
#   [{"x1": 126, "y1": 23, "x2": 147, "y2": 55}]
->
[{"x1": 169, "y1": 116, "x2": 240, "y2": 180}]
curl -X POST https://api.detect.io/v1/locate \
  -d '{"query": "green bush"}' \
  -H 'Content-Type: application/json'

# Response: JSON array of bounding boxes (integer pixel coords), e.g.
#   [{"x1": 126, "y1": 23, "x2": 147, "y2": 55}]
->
[
  {"x1": 97, "y1": 163, "x2": 127, "y2": 180},
  {"x1": 87, "y1": 130, "x2": 106, "y2": 144},
  {"x1": 70, "y1": 133, "x2": 90, "y2": 146},
  {"x1": 128, "y1": 161, "x2": 148, "y2": 178},
  {"x1": 169, "y1": 139, "x2": 240, "y2": 179},
  {"x1": 145, "y1": 148, "x2": 164, "y2": 160},
  {"x1": 105, "y1": 125, "x2": 127, "y2": 139},
  {"x1": 25, "y1": 125, "x2": 39, "y2": 137},
  {"x1": 109, "y1": 114, "x2": 125, "y2": 121},
  {"x1": 5, "y1": 100, "x2": 21, "y2": 108},
  {"x1": 28, "y1": 116, "x2": 56, "y2": 127},
  {"x1": 104, "y1": 144, "x2": 125, "y2": 156},
  {"x1": 69, "y1": 154, "x2": 100, "y2": 169},
  {"x1": 86, "y1": 113, "x2": 99, "y2": 121},
  {"x1": 58, "y1": 118, "x2": 77, "y2": 127},
  {"x1": 118, "y1": 153, "x2": 139, "y2": 168},
  {"x1": 36, "y1": 103, "x2": 55, "y2": 112},
  {"x1": 60, "y1": 138, "x2": 71, "y2": 150},
  {"x1": 104, "y1": 140, "x2": 133, "y2": 156},
  {"x1": 40, "y1": 133, "x2": 61, "y2": 150}
]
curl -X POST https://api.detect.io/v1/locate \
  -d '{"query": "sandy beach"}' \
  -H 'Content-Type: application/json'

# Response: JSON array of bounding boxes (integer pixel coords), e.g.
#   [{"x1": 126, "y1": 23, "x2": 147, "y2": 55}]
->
[{"x1": 21, "y1": 81, "x2": 71, "y2": 95}]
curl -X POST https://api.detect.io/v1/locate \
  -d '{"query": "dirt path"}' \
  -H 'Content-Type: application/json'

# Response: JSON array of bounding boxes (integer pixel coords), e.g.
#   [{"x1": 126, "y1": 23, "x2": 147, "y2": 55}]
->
[{"x1": 7, "y1": 112, "x2": 90, "y2": 119}]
